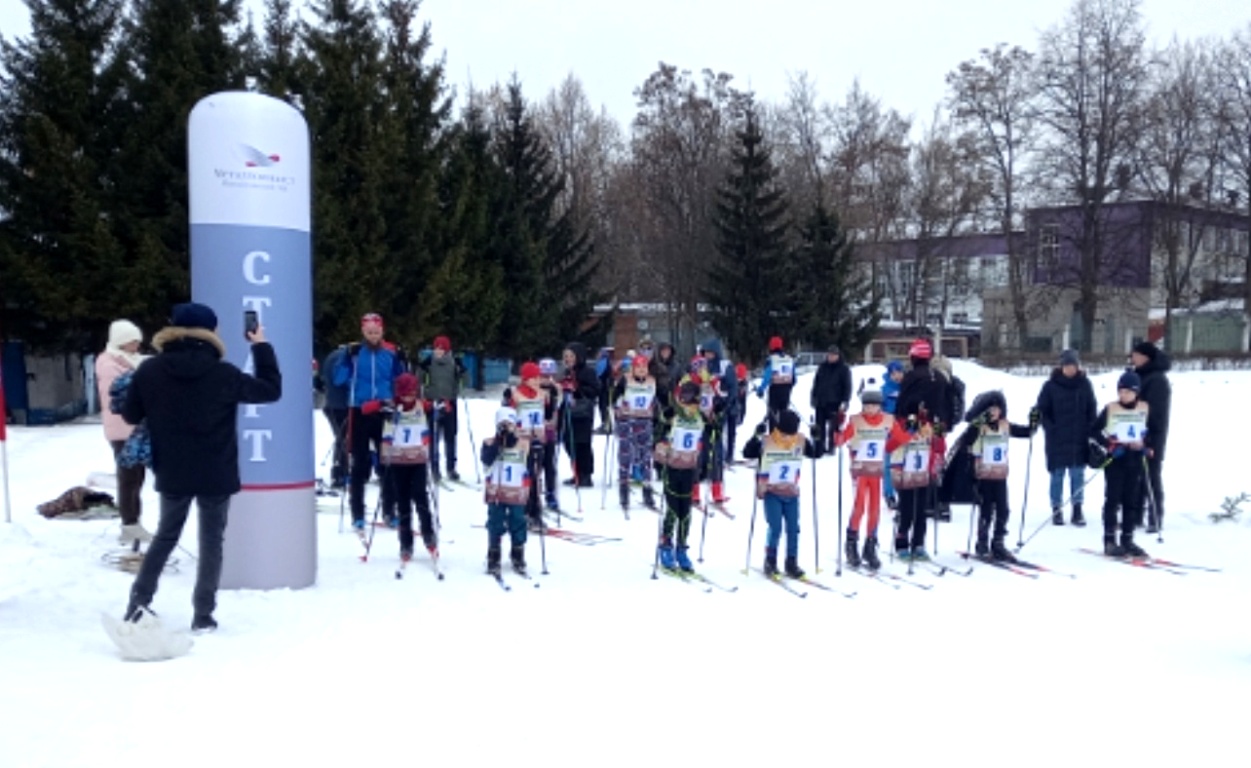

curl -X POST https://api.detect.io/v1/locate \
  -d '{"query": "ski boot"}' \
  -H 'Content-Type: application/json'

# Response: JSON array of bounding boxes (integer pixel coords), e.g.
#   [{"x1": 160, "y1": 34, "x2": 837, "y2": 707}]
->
[
  {"x1": 487, "y1": 544, "x2": 502, "y2": 576},
  {"x1": 658, "y1": 538, "x2": 677, "y2": 570},
  {"x1": 545, "y1": 493, "x2": 560, "y2": 511},
  {"x1": 1103, "y1": 535, "x2": 1126, "y2": 558},
  {"x1": 642, "y1": 485, "x2": 657, "y2": 510},
  {"x1": 1051, "y1": 506, "x2": 1065, "y2": 526},
  {"x1": 975, "y1": 515, "x2": 991, "y2": 557},
  {"x1": 675, "y1": 545, "x2": 694, "y2": 573},
  {"x1": 400, "y1": 546, "x2": 414, "y2": 563},
  {"x1": 422, "y1": 531, "x2": 439, "y2": 557},
  {"x1": 784, "y1": 555, "x2": 805, "y2": 579},
  {"x1": 510, "y1": 544, "x2": 528, "y2": 577},
  {"x1": 1120, "y1": 533, "x2": 1148, "y2": 559},
  {"x1": 910, "y1": 546, "x2": 930, "y2": 562},
  {"x1": 191, "y1": 615, "x2": 218, "y2": 634},
  {"x1": 711, "y1": 482, "x2": 728, "y2": 505},
  {"x1": 862, "y1": 535, "x2": 881, "y2": 571},
  {"x1": 448, "y1": 469, "x2": 461, "y2": 482},
  {"x1": 619, "y1": 482, "x2": 630, "y2": 509},
  {"x1": 1071, "y1": 503, "x2": 1086, "y2": 527},
  {"x1": 763, "y1": 547, "x2": 779, "y2": 577},
  {"x1": 895, "y1": 543, "x2": 912, "y2": 562},
  {"x1": 990, "y1": 537, "x2": 1018, "y2": 563},
  {"x1": 844, "y1": 529, "x2": 862, "y2": 569}
]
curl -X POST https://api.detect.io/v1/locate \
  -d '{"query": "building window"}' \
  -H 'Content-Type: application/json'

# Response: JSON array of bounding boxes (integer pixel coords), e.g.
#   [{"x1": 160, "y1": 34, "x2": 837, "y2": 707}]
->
[
  {"x1": 952, "y1": 311, "x2": 969, "y2": 325},
  {"x1": 1039, "y1": 224, "x2": 1060, "y2": 267}
]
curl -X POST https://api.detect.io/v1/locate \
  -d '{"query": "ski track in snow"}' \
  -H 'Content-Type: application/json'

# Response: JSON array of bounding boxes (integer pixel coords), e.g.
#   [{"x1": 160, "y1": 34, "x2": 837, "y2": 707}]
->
[{"x1": 1, "y1": 362, "x2": 1249, "y2": 767}]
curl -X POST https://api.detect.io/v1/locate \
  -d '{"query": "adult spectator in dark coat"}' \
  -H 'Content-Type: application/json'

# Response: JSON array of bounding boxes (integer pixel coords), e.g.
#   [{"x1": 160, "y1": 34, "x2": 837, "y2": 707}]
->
[
  {"x1": 121, "y1": 302, "x2": 282, "y2": 633},
  {"x1": 896, "y1": 339, "x2": 954, "y2": 431},
  {"x1": 1131, "y1": 340, "x2": 1172, "y2": 531},
  {"x1": 1036, "y1": 349, "x2": 1098, "y2": 526},
  {"x1": 320, "y1": 345, "x2": 350, "y2": 488},
  {"x1": 654, "y1": 342, "x2": 680, "y2": 394},
  {"x1": 559, "y1": 341, "x2": 599, "y2": 486},
  {"x1": 811, "y1": 344, "x2": 853, "y2": 453}
]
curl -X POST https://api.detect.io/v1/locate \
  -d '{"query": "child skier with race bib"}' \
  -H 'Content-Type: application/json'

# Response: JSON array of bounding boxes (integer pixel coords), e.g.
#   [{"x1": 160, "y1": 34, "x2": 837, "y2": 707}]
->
[
  {"x1": 949, "y1": 390, "x2": 1037, "y2": 562},
  {"x1": 683, "y1": 357, "x2": 730, "y2": 506},
  {"x1": 754, "y1": 336, "x2": 795, "y2": 431},
  {"x1": 742, "y1": 408, "x2": 821, "y2": 578},
  {"x1": 481, "y1": 407, "x2": 535, "y2": 577},
  {"x1": 504, "y1": 361, "x2": 552, "y2": 528},
  {"x1": 1090, "y1": 371, "x2": 1151, "y2": 558},
  {"x1": 834, "y1": 387, "x2": 894, "y2": 570},
  {"x1": 612, "y1": 354, "x2": 660, "y2": 510},
  {"x1": 381, "y1": 373, "x2": 437, "y2": 562},
  {"x1": 653, "y1": 381, "x2": 707, "y2": 572}
]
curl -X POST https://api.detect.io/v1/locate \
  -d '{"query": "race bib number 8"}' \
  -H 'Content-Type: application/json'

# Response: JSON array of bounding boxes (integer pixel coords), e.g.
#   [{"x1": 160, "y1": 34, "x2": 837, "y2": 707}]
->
[{"x1": 982, "y1": 436, "x2": 1007, "y2": 465}]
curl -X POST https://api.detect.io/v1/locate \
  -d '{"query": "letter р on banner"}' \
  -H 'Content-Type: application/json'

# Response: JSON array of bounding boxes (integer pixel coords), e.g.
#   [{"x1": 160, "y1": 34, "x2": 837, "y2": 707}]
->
[{"x1": 188, "y1": 91, "x2": 315, "y2": 589}]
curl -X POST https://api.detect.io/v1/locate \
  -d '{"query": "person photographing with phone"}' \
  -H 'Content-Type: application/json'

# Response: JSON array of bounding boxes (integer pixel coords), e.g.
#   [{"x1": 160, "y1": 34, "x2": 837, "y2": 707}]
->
[{"x1": 118, "y1": 302, "x2": 281, "y2": 634}]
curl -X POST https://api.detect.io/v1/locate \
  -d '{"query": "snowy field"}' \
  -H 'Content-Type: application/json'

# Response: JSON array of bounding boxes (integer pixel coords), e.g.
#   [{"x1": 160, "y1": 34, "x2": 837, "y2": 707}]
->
[{"x1": 1, "y1": 361, "x2": 1248, "y2": 767}]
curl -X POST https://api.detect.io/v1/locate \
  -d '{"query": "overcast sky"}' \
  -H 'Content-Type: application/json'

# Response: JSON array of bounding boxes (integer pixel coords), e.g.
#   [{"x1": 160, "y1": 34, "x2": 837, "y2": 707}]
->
[{"x1": 2, "y1": 0, "x2": 1249, "y2": 131}]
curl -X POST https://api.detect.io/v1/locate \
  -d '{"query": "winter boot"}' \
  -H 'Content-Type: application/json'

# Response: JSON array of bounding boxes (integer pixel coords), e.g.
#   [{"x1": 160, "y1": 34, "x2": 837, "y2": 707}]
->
[
  {"x1": 844, "y1": 529, "x2": 862, "y2": 569},
  {"x1": 1103, "y1": 535, "x2": 1126, "y2": 558},
  {"x1": 990, "y1": 537, "x2": 1018, "y2": 563},
  {"x1": 784, "y1": 555, "x2": 806, "y2": 579},
  {"x1": 191, "y1": 615, "x2": 218, "y2": 634},
  {"x1": 711, "y1": 482, "x2": 727, "y2": 504},
  {"x1": 510, "y1": 544, "x2": 527, "y2": 577},
  {"x1": 545, "y1": 493, "x2": 559, "y2": 511},
  {"x1": 487, "y1": 544, "x2": 502, "y2": 576},
  {"x1": 975, "y1": 515, "x2": 991, "y2": 557},
  {"x1": 1120, "y1": 533, "x2": 1148, "y2": 559},
  {"x1": 423, "y1": 531, "x2": 439, "y2": 557},
  {"x1": 1051, "y1": 506, "x2": 1065, "y2": 526},
  {"x1": 642, "y1": 485, "x2": 657, "y2": 510},
  {"x1": 862, "y1": 535, "x2": 882, "y2": 571},
  {"x1": 619, "y1": 483, "x2": 630, "y2": 509},
  {"x1": 675, "y1": 545, "x2": 694, "y2": 573},
  {"x1": 658, "y1": 538, "x2": 677, "y2": 570},
  {"x1": 691, "y1": 483, "x2": 702, "y2": 505},
  {"x1": 763, "y1": 547, "x2": 779, "y2": 577},
  {"x1": 1071, "y1": 503, "x2": 1086, "y2": 527},
  {"x1": 118, "y1": 523, "x2": 153, "y2": 546}
]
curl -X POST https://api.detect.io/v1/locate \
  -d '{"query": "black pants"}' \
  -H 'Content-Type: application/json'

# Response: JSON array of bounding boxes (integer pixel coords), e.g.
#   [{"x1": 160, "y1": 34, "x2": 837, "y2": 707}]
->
[
  {"x1": 322, "y1": 407, "x2": 349, "y2": 484},
  {"x1": 1102, "y1": 456, "x2": 1145, "y2": 535},
  {"x1": 975, "y1": 479, "x2": 1010, "y2": 540},
  {"x1": 526, "y1": 443, "x2": 546, "y2": 522},
  {"x1": 389, "y1": 463, "x2": 433, "y2": 550},
  {"x1": 130, "y1": 493, "x2": 229, "y2": 619},
  {"x1": 429, "y1": 401, "x2": 458, "y2": 475},
  {"x1": 349, "y1": 409, "x2": 392, "y2": 522},
  {"x1": 109, "y1": 440, "x2": 147, "y2": 525},
  {"x1": 563, "y1": 419, "x2": 595, "y2": 484},
  {"x1": 814, "y1": 404, "x2": 840, "y2": 453},
  {"x1": 662, "y1": 467, "x2": 695, "y2": 546},
  {"x1": 895, "y1": 486, "x2": 928, "y2": 550},
  {"x1": 542, "y1": 438, "x2": 558, "y2": 498}
]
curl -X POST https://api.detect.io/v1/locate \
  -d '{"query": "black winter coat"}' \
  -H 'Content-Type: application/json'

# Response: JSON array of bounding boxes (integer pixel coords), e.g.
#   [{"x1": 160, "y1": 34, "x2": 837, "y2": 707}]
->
[
  {"x1": 123, "y1": 328, "x2": 282, "y2": 496},
  {"x1": 810, "y1": 360, "x2": 852, "y2": 410},
  {"x1": 1133, "y1": 354, "x2": 1172, "y2": 459},
  {"x1": 896, "y1": 363, "x2": 955, "y2": 429},
  {"x1": 560, "y1": 341, "x2": 599, "y2": 445},
  {"x1": 1036, "y1": 368, "x2": 1097, "y2": 471}
]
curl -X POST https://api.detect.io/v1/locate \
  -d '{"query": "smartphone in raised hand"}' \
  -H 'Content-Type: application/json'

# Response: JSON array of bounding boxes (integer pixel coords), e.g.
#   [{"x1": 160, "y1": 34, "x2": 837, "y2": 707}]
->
[{"x1": 244, "y1": 310, "x2": 259, "y2": 340}]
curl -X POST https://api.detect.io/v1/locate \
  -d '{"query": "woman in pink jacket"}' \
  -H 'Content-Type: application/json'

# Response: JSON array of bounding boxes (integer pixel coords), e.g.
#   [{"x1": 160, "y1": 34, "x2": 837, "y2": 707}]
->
[{"x1": 96, "y1": 319, "x2": 150, "y2": 544}]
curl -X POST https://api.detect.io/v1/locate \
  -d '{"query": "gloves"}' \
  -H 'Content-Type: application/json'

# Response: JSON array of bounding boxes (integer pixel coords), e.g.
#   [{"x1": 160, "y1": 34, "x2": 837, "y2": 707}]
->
[
  {"x1": 932, "y1": 420, "x2": 945, "y2": 439},
  {"x1": 502, "y1": 387, "x2": 513, "y2": 404},
  {"x1": 379, "y1": 400, "x2": 395, "y2": 417},
  {"x1": 1107, "y1": 438, "x2": 1125, "y2": 459},
  {"x1": 561, "y1": 377, "x2": 575, "y2": 392},
  {"x1": 500, "y1": 430, "x2": 519, "y2": 448},
  {"x1": 906, "y1": 414, "x2": 918, "y2": 433},
  {"x1": 755, "y1": 422, "x2": 767, "y2": 436},
  {"x1": 361, "y1": 399, "x2": 382, "y2": 415},
  {"x1": 755, "y1": 388, "x2": 764, "y2": 400},
  {"x1": 1028, "y1": 406, "x2": 1041, "y2": 429}
]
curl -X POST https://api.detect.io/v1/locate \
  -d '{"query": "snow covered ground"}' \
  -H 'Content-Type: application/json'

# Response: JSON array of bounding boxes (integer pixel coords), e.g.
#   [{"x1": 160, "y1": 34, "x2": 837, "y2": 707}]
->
[{"x1": 1, "y1": 361, "x2": 1248, "y2": 767}]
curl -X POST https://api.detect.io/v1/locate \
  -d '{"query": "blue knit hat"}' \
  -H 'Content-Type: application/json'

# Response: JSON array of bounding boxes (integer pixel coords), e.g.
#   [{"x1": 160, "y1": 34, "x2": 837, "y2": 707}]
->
[
  {"x1": 171, "y1": 302, "x2": 218, "y2": 331},
  {"x1": 1117, "y1": 371, "x2": 1141, "y2": 392}
]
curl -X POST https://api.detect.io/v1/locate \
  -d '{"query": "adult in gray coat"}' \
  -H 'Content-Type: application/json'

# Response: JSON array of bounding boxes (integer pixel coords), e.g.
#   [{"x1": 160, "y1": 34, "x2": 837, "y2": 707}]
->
[{"x1": 419, "y1": 335, "x2": 467, "y2": 482}]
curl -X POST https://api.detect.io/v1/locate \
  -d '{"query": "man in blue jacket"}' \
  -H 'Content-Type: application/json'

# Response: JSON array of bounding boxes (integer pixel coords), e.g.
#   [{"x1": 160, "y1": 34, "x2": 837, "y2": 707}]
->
[{"x1": 334, "y1": 313, "x2": 407, "y2": 530}]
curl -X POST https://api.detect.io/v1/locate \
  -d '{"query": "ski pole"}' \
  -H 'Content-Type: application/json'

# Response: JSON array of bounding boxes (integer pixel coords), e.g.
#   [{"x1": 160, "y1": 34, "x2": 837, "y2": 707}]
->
[
  {"x1": 563, "y1": 399, "x2": 583, "y2": 515},
  {"x1": 1017, "y1": 459, "x2": 1110, "y2": 552},
  {"x1": 1015, "y1": 430, "x2": 1035, "y2": 548},
  {"x1": 697, "y1": 425, "x2": 717, "y2": 563},
  {"x1": 651, "y1": 463, "x2": 670, "y2": 579},
  {"x1": 907, "y1": 482, "x2": 918, "y2": 576},
  {"x1": 743, "y1": 451, "x2": 762, "y2": 574},
  {"x1": 535, "y1": 445, "x2": 549, "y2": 575},
  {"x1": 461, "y1": 397, "x2": 481, "y2": 484},
  {"x1": 1141, "y1": 454, "x2": 1163, "y2": 544}
]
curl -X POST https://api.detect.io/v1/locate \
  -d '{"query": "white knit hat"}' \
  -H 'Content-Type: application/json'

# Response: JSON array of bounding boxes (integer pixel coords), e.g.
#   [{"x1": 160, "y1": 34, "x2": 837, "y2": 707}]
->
[{"x1": 107, "y1": 320, "x2": 143, "y2": 351}]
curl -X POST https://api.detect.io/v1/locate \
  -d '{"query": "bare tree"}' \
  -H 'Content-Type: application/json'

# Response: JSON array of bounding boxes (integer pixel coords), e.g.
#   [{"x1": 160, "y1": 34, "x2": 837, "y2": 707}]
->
[
  {"x1": 629, "y1": 63, "x2": 745, "y2": 356},
  {"x1": 825, "y1": 80, "x2": 912, "y2": 242},
  {"x1": 947, "y1": 43, "x2": 1037, "y2": 346},
  {"x1": 1034, "y1": 0, "x2": 1150, "y2": 351},
  {"x1": 1136, "y1": 38, "x2": 1224, "y2": 351},
  {"x1": 1216, "y1": 25, "x2": 1251, "y2": 316},
  {"x1": 770, "y1": 70, "x2": 831, "y2": 212}
]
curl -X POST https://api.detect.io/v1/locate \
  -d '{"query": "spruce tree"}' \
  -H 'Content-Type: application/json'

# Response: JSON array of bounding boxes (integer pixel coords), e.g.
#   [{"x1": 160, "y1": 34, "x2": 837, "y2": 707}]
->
[
  {"x1": 254, "y1": 0, "x2": 301, "y2": 100},
  {"x1": 0, "y1": 0, "x2": 146, "y2": 351},
  {"x1": 300, "y1": 0, "x2": 391, "y2": 348},
  {"x1": 109, "y1": 0, "x2": 248, "y2": 328},
  {"x1": 706, "y1": 104, "x2": 790, "y2": 367},
  {"x1": 791, "y1": 204, "x2": 880, "y2": 358}
]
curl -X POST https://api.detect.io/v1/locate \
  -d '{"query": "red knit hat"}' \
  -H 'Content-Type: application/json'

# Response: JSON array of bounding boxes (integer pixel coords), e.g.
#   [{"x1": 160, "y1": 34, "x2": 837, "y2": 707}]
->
[
  {"x1": 769, "y1": 336, "x2": 783, "y2": 352},
  {"x1": 735, "y1": 363, "x2": 748, "y2": 379},
  {"x1": 520, "y1": 361, "x2": 541, "y2": 380},
  {"x1": 394, "y1": 372, "x2": 419, "y2": 398},
  {"x1": 909, "y1": 338, "x2": 933, "y2": 360},
  {"x1": 433, "y1": 335, "x2": 451, "y2": 352}
]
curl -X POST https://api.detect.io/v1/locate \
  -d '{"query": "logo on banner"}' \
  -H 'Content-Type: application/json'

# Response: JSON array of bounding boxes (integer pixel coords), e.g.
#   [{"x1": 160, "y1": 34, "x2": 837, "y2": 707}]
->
[{"x1": 240, "y1": 144, "x2": 281, "y2": 168}]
